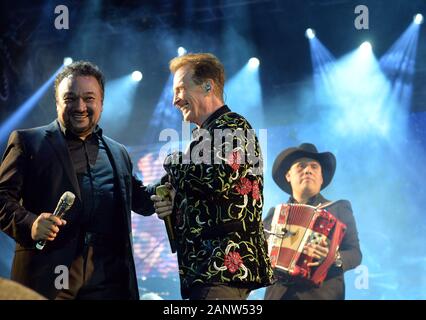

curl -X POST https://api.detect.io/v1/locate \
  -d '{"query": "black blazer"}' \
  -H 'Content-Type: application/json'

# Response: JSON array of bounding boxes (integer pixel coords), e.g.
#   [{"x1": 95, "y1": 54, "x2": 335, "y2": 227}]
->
[
  {"x1": 263, "y1": 194, "x2": 362, "y2": 300},
  {"x1": 0, "y1": 121, "x2": 154, "y2": 299}
]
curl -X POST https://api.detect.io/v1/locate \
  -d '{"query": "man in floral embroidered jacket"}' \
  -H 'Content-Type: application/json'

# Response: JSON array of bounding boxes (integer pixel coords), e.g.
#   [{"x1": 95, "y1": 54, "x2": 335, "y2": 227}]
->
[{"x1": 161, "y1": 53, "x2": 273, "y2": 300}]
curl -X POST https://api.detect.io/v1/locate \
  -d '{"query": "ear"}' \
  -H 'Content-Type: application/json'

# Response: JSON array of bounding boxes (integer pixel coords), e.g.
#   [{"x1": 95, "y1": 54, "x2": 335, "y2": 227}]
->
[
  {"x1": 205, "y1": 78, "x2": 216, "y2": 93},
  {"x1": 204, "y1": 81, "x2": 211, "y2": 93},
  {"x1": 285, "y1": 171, "x2": 291, "y2": 183}
]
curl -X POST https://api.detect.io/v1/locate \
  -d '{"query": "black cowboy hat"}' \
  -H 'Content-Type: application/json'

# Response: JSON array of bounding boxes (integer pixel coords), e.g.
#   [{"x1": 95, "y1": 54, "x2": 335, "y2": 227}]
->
[{"x1": 272, "y1": 143, "x2": 336, "y2": 194}]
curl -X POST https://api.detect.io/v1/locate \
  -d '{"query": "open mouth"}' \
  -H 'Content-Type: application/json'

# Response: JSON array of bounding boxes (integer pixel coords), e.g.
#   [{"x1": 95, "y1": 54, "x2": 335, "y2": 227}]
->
[
  {"x1": 71, "y1": 113, "x2": 89, "y2": 121},
  {"x1": 180, "y1": 103, "x2": 190, "y2": 111}
]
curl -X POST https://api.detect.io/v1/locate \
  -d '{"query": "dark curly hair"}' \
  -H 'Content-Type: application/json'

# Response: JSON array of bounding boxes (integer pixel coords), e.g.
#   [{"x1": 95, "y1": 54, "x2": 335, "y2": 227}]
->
[{"x1": 54, "y1": 60, "x2": 105, "y2": 101}]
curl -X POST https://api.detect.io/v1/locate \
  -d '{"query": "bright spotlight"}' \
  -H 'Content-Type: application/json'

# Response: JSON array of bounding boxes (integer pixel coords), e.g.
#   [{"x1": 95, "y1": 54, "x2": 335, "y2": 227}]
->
[
  {"x1": 305, "y1": 28, "x2": 316, "y2": 39},
  {"x1": 63, "y1": 57, "x2": 73, "y2": 66},
  {"x1": 360, "y1": 41, "x2": 372, "y2": 53},
  {"x1": 414, "y1": 13, "x2": 424, "y2": 25},
  {"x1": 177, "y1": 47, "x2": 187, "y2": 56},
  {"x1": 248, "y1": 57, "x2": 260, "y2": 69},
  {"x1": 131, "y1": 71, "x2": 143, "y2": 82}
]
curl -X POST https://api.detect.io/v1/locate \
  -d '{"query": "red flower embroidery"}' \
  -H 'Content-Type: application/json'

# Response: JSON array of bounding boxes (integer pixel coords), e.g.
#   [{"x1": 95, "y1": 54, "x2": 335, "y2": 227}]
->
[
  {"x1": 252, "y1": 180, "x2": 260, "y2": 201},
  {"x1": 224, "y1": 251, "x2": 243, "y2": 273},
  {"x1": 227, "y1": 151, "x2": 241, "y2": 172},
  {"x1": 235, "y1": 177, "x2": 252, "y2": 195}
]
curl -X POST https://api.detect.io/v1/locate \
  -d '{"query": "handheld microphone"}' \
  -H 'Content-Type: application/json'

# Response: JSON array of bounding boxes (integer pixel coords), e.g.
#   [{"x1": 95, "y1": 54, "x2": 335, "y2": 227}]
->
[
  {"x1": 156, "y1": 185, "x2": 177, "y2": 253},
  {"x1": 35, "y1": 191, "x2": 76, "y2": 250}
]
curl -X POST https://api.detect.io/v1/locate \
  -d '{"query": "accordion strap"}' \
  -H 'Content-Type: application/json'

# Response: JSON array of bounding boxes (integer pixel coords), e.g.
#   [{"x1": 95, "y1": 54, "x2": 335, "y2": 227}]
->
[{"x1": 316, "y1": 201, "x2": 335, "y2": 210}]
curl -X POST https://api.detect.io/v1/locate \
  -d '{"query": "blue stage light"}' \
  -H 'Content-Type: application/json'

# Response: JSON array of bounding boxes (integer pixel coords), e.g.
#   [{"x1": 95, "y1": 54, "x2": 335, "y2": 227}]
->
[
  {"x1": 360, "y1": 41, "x2": 372, "y2": 54},
  {"x1": 131, "y1": 71, "x2": 143, "y2": 82},
  {"x1": 248, "y1": 57, "x2": 260, "y2": 69},
  {"x1": 305, "y1": 28, "x2": 316, "y2": 39},
  {"x1": 414, "y1": 13, "x2": 423, "y2": 25},
  {"x1": 63, "y1": 57, "x2": 73, "y2": 66},
  {"x1": 177, "y1": 47, "x2": 187, "y2": 56}
]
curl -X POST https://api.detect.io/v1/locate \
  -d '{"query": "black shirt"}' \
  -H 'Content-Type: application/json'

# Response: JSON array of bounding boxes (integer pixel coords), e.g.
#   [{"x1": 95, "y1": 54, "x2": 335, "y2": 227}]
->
[
  {"x1": 61, "y1": 125, "x2": 123, "y2": 236},
  {"x1": 288, "y1": 193, "x2": 326, "y2": 206}
]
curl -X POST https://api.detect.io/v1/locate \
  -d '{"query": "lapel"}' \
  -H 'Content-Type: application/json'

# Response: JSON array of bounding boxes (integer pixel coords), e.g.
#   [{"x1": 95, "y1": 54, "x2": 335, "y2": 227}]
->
[
  {"x1": 100, "y1": 136, "x2": 134, "y2": 232},
  {"x1": 45, "y1": 121, "x2": 81, "y2": 201},
  {"x1": 316, "y1": 193, "x2": 331, "y2": 206},
  {"x1": 99, "y1": 135, "x2": 128, "y2": 211},
  {"x1": 100, "y1": 135, "x2": 122, "y2": 182}
]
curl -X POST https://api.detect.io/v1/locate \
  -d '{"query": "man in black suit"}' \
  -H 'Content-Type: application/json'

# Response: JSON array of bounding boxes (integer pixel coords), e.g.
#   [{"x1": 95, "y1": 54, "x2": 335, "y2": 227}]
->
[
  {"x1": 0, "y1": 61, "x2": 166, "y2": 299},
  {"x1": 264, "y1": 143, "x2": 362, "y2": 300}
]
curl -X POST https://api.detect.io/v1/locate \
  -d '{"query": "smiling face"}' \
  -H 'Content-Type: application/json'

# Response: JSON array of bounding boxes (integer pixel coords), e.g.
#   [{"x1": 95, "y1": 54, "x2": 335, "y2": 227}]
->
[
  {"x1": 56, "y1": 75, "x2": 103, "y2": 139},
  {"x1": 286, "y1": 157, "x2": 324, "y2": 200},
  {"x1": 172, "y1": 65, "x2": 209, "y2": 126}
]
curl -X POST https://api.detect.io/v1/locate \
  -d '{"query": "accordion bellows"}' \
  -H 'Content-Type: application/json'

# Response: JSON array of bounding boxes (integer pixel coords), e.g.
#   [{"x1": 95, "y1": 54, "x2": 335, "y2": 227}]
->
[{"x1": 268, "y1": 203, "x2": 346, "y2": 286}]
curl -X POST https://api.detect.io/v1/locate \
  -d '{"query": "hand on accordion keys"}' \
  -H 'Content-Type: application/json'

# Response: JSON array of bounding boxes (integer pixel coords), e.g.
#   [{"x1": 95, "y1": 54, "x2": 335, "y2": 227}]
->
[{"x1": 303, "y1": 238, "x2": 330, "y2": 267}]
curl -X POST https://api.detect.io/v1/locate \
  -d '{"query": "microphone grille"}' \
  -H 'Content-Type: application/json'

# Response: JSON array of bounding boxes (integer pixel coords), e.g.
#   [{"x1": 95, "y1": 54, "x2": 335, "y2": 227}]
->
[{"x1": 61, "y1": 191, "x2": 76, "y2": 208}]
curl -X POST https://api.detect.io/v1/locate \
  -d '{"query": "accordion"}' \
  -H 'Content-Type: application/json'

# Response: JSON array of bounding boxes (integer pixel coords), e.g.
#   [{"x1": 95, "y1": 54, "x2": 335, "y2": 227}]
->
[{"x1": 267, "y1": 203, "x2": 346, "y2": 286}]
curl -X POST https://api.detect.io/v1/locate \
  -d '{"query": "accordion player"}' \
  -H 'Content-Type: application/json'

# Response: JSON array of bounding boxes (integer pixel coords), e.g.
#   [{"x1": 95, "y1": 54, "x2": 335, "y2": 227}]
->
[{"x1": 267, "y1": 202, "x2": 346, "y2": 286}]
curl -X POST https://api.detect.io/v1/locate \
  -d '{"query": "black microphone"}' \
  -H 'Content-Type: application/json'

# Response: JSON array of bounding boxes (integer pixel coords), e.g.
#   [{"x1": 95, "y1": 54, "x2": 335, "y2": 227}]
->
[{"x1": 35, "y1": 191, "x2": 76, "y2": 250}]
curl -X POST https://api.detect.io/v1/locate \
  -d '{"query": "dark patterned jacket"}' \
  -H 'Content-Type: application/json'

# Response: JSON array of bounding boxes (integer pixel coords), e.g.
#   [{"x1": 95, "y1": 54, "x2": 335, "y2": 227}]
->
[{"x1": 164, "y1": 105, "x2": 273, "y2": 298}]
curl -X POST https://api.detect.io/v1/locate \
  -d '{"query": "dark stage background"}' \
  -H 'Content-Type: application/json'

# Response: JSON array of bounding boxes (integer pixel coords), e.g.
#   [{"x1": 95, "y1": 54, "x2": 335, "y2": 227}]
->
[{"x1": 0, "y1": 0, "x2": 425, "y2": 299}]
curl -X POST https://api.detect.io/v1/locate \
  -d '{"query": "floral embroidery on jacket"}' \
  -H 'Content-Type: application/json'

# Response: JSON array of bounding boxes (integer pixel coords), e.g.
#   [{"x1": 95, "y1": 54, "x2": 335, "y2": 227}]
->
[{"x1": 164, "y1": 107, "x2": 273, "y2": 298}]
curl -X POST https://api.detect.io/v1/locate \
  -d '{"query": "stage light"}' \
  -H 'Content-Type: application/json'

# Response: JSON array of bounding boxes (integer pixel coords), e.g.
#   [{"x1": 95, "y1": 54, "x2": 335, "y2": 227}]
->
[
  {"x1": 248, "y1": 57, "x2": 260, "y2": 69},
  {"x1": 225, "y1": 57, "x2": 264, "y2": 126},
  {"x1": 102, "y1": 73, "x2": 142, "y2": 132},
  {"x1": 305, "y1": 28, "x2": 316, "y2": 39},
  {"x1": 63, "y1": 57, "x2": 73, "y2": 66},
  {"x1": 131, "y1": 71, "x2": 143, "y2": 82},
  {"x1": 177, "y1": 47, "x2": 187, "y2": 56},
  {"x1": 360, "y1": 41, "x2": 372, "y2": 53},
  {"x1": 0, "y1": 66, "x2": 62, "y2": 142},
  {"x1": 414, "y1": 13, "x2": 423, "y2": 25}
]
